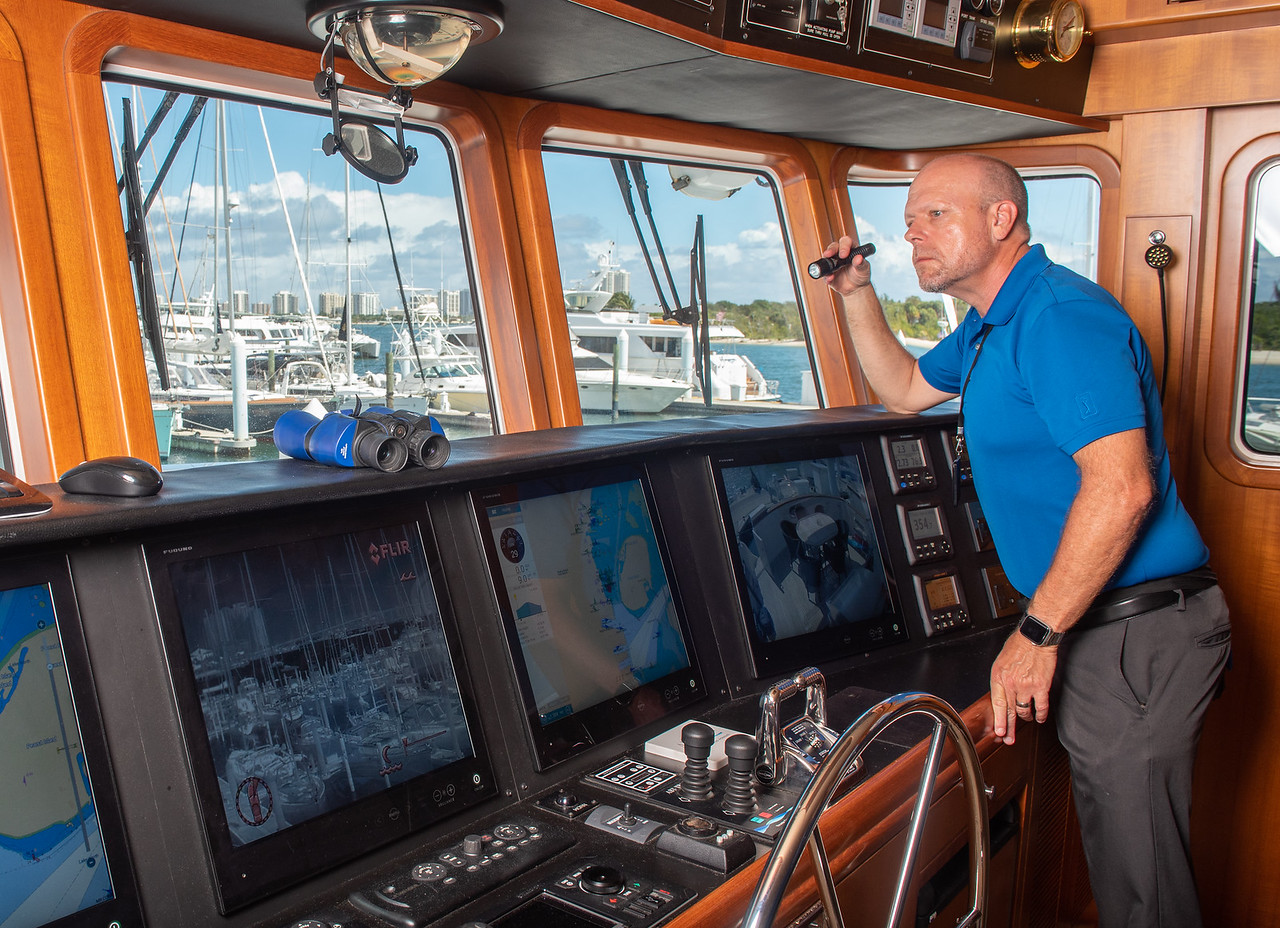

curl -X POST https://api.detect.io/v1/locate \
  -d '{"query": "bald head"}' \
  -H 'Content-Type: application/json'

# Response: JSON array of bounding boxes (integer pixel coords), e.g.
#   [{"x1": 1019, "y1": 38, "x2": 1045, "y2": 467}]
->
[{"x1": 916, "y1": 154, "x2": 1031, "y2": 242}]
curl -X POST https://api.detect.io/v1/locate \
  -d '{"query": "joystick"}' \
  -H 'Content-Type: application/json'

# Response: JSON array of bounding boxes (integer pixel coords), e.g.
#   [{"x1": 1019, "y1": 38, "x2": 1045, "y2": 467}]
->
[
  {"x1": 579, "y1": 864, "x2": 625, "y2": 895},
  {"x1": 722, "y1": 734, "x2": 758, "y2": 815},
  {"x1": 680, "y1": 722, "x2": 714, "y2": 801}
]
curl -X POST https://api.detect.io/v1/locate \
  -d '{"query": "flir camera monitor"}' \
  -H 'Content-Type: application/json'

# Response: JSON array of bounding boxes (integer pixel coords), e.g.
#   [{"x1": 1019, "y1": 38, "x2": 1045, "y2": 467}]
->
[
  {"x1": 146, "y1": 514, "x2": 495, "y2": 912},
  {"x1": 711, "y1": 441, "x2": 907, "y2": 675},
  {"x1": 473, "y1": 464, "x2": 704, "y2": 770},
  {"x1": 0, "y1": 556, "x2": 143, "y2": 928}
]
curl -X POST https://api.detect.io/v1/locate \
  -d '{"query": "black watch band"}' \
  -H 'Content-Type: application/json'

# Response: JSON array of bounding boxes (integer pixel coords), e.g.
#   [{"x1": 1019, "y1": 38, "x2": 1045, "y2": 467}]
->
[{"x1": 1017, "y1": 613, "x2": 1065, "y2": 647}]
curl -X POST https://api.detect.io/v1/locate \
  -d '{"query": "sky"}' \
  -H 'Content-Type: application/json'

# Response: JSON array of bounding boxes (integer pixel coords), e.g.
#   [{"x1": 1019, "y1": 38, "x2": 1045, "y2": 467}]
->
[{"x1": 108, "y1": 80, "x2": 1276, "y2": 323}]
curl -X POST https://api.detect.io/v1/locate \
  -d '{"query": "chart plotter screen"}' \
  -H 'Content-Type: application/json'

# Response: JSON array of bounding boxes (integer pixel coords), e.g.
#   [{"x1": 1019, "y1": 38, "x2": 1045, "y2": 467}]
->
[
  {"x1": 0, "y1": 583, "x2": 118, "y2": 928},
  {"x1": 474, "y1": 464, "x2": 704, "y2": 769}
]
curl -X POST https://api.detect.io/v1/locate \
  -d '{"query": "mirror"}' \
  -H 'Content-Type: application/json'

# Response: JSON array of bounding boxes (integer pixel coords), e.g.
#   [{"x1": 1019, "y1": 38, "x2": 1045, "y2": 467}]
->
[
  {"x1": 315, "y1": 68, "x2": 419, "y2": 184},
  {"x1": 323, "y1": 113, "x2": 416, "y2": 183}
]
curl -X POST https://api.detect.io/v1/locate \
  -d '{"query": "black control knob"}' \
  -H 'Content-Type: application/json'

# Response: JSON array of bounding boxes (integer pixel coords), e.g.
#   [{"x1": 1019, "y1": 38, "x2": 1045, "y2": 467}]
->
[
  {"x1": 680, "y1": 722, "x2": 714, "y2": 801},
  {"x1": 554, "y1": 789, "x2": 577, "y2": 809},
  {"x1": 461, "y1": 834, "x2": 484, "y2": 857},
  {"x1": 579, "y1": 864, "x2": 625, "y2": 895},
  {"x1": 723, "y1": 734, "x2": 758, "y2": 815}
]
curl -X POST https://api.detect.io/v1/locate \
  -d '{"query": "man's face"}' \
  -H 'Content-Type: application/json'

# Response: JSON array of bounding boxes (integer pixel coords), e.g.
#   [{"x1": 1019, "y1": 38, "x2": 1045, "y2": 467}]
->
[{"x1": 903, "y1": 162, "x2": 997, "y2": 295}]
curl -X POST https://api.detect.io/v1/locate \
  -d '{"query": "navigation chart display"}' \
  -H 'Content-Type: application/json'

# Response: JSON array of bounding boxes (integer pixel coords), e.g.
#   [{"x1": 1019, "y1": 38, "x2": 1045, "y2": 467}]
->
[
  {"x1": 474, "y1": 464, "x2": 704, "y2": 769},
  {"x1": 0, "y1": 583, "x2": 115, "y2": 928}
]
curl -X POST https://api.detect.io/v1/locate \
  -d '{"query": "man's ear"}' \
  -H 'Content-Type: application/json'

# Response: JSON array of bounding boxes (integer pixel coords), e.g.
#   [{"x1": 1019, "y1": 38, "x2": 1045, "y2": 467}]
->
[{"x1": 989, "y1": 199, "x2": 1020, "y2": 241}]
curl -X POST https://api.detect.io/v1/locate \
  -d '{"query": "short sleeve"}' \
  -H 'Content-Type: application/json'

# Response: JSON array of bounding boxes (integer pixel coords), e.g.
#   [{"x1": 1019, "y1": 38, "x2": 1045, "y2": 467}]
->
[
  {"x1": 917, "y1": 325, "x2": 966, "y2": 394},
  {"x1": 1020, "y1": 299, "x2": 1149, "y2": 455}
]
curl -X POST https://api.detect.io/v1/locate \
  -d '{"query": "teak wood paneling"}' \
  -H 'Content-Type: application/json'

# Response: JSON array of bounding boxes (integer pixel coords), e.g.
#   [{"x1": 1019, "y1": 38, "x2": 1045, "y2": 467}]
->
[
  {"x1": 1086, "y1": 20, "x2": 1280, "y2": 117},
  {"x1": 1182, "y1": 104, "x2": 1280, "y2": 927},
  {"x1": 0, "y1": 12, "x2": 76, "y2": 478}
]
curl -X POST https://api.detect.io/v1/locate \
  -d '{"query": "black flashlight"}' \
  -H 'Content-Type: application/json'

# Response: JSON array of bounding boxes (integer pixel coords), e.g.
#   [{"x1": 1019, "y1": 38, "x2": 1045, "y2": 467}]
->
[{"x1": 808, "y1": 242, "x2": 876, "y2": 279}]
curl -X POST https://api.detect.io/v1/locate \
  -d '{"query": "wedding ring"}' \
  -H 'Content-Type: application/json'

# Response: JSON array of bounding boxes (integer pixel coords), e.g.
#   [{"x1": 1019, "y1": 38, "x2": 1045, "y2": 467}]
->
[{"x1": 1015, "y1": 700, "x2": 1031, "y2": 708}]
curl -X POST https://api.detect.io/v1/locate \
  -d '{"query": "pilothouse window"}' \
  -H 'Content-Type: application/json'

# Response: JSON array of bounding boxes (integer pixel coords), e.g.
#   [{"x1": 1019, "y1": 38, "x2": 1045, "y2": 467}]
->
[
  {"x1": 848, "y1": 172, "x2": 1100, "y2": 357},
  {"x1": 103, "y1": 78, "x2": 494, "y2": 469},
  {"x1": 542, "y1": 150, "x2": 819, "y2": 421},
  {"x1": 1240, "y1": 160, "x2": 1280, "y2": 457}
]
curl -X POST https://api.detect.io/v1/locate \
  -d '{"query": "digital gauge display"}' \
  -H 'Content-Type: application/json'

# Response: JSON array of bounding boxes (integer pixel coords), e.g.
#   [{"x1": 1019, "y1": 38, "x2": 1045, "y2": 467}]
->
[
  {"x1": 924, "y1": 575, "x2": 961, "y2": 610},
  {"x1": 908, "y1": 507, "x2": 944, "y2": 539},
  {"x1": 892, "y1": 438, "x2": 926, "y2": 470}
]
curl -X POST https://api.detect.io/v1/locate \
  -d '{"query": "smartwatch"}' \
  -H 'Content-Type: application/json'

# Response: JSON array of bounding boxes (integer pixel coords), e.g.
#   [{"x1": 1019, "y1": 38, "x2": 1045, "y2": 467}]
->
[{"x1": 1017, "y1": 613, "x2": 1065, "y2": 647}]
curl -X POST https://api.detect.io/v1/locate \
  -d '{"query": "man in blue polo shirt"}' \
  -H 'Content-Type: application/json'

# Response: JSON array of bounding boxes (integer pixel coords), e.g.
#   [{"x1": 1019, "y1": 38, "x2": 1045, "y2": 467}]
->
[{"x1": 820, "y1": 153, "x2": 1230, "y2": 928}]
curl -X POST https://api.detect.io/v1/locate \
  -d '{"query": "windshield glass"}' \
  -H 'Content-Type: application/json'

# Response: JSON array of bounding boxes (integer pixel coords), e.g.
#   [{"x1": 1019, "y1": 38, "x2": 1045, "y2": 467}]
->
[
  {"x1": 542, "y1": 149, "x2": 820, "y2": 422},
  {"x1": 1240, "y1": 160, "x2": 1280, "y2": 457},
  {"x1": 849, "y1": 173, "x2": 1100, "y2": 354},
  {"x1": 104, "y1": 78, "x2": 493, "y2": 469}
]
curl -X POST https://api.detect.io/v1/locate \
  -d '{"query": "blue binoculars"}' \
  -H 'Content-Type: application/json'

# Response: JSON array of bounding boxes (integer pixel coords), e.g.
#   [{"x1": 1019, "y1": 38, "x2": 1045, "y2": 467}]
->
[
  {"x1": 273, "y1": 406, "x2": 450, "y2": 472},
  {"x1": 274, "y1": 408, "x2": 408, "y2": 472}
]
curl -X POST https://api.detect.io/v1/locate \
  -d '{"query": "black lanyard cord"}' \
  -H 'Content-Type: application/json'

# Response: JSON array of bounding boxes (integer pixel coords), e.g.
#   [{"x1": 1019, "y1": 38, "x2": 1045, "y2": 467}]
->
[{"x1": 953, "y1": 323, "x2": 993, "y2": 504}]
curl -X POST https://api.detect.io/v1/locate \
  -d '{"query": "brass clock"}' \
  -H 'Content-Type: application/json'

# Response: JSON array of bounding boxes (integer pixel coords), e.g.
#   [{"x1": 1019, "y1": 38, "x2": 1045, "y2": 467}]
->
[{"x1": 1012, "y1": 0, "x2": 1087, "y2": 67}]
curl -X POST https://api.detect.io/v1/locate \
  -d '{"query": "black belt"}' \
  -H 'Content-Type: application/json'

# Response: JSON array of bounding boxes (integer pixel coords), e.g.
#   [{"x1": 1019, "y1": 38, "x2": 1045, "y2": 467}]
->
[{"x1": 1075, "y1": 568, "x2": 1218, "y2": 631}]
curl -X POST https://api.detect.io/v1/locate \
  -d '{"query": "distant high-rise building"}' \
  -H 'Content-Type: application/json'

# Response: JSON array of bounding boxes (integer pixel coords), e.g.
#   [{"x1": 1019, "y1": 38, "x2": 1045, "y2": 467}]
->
[
  {"x1": 232, "y1": 290, "x2": 251, "y2": 316},
  {"x1": 318, "y1": 292, "x2": 346, "y2": 316},
  {"x1": 272, "y1": 291, "x2": 299, "y2": 315},
  {"x1": 603, "y1": 268, "x2": 630, "y2": 296},
  {"x1": 251, "y1": 301, "x2": 270, "y2": 315},
  {"x1": 353, "y1": 292, "x2": 381, "y2": 316},
  {"x1": 458, "y1": 289, "x2": 475, "y2": 322},
  {"x1": 440, "y1": 289, "x2": 462, "y2": 322}
]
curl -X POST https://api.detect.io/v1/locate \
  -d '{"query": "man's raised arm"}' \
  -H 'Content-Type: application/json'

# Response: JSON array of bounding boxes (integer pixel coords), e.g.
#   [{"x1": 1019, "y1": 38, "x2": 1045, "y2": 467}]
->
[{"x1": 823, "y1": 236, "x2": 955, "y2": 413}]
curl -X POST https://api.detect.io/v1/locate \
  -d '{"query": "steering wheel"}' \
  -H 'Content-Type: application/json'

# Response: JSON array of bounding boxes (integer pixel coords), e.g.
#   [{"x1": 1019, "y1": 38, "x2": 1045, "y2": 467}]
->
[{"x1": 740, "y1": 692, "x2": 990, "y2": 928}]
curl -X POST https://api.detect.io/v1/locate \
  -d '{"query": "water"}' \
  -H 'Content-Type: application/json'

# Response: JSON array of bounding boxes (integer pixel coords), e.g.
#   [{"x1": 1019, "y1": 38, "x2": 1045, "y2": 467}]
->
[
  {"x1": 160, "y1": 331, "x2": 877, "y2": 466},
  {"x1": 722, "y1": 341, "x2": 810, "y2": 404},
  {"x1": 1248, "y1": 359, "x2": 1280, "y2": 399}
]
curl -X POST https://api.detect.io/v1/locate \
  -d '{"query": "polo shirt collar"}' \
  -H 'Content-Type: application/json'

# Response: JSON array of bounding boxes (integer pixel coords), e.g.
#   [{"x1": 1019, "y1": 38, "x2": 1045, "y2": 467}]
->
[{"x1": 983, "y1": 243, "x2": 1049, "y2": 327}]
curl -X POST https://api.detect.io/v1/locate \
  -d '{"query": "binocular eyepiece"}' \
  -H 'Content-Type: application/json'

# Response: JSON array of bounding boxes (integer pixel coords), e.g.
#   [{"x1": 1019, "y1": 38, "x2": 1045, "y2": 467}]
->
[
  {"x1": 363, "y1": 406, "x2": 451, "y2": 470},
  {"x1": 273, "y1": 405, "x2": 450, "y2": 473}
]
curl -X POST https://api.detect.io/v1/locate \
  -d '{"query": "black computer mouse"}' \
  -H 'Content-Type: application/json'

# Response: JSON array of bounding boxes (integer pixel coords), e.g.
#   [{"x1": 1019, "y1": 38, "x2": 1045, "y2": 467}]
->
[{"x1": 58, "y1": 456, "x2": 163, "y2": 497}]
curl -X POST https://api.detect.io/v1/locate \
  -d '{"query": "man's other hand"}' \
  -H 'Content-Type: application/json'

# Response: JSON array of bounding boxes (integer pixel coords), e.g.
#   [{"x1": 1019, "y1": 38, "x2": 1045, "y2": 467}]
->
[{"x1": 989, "y1": 632, "x2": 1057, "y2": 745}]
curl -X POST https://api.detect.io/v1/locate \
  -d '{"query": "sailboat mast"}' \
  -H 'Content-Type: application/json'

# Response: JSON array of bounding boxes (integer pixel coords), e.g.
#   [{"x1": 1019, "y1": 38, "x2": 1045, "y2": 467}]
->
[
  {"x1": 219, "y1": 100, "x2": 235, "y2": 329},
  {"x1": 345, "y1": 163, "x2": 354, "y2": 380},
  {"x1": 211, "y1": 101, "x2": 220, "y2": 325}
]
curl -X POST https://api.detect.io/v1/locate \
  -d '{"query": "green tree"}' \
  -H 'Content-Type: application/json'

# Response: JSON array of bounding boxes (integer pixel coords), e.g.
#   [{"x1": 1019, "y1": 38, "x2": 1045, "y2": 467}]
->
[
  {"x1": 709, "y1": 299, "x2": 804, "y2": 340},
  {"x1": 881, "y1": 293, "x2": 947, "y2": 340},
  {"x1": 605, "y1": 291, "x2": 635, "y2": 311}
]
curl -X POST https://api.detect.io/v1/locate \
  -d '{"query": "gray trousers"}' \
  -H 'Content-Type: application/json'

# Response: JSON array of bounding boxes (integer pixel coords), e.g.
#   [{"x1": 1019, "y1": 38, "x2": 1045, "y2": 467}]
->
[{"x1": 1054, "y1": 585, "x2": 1231, "y2": 928}]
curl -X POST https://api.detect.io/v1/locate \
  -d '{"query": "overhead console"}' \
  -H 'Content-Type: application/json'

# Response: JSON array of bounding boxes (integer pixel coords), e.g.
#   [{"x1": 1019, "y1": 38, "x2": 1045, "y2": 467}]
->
[{"x1": 587, "y1": 0, "x2": 1095, "y2": 130}]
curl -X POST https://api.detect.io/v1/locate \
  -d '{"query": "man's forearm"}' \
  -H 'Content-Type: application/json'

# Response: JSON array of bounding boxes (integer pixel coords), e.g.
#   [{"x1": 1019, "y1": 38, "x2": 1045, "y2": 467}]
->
[{"x1": 840, "y1": 286, "x2": 935, "y2": 413}]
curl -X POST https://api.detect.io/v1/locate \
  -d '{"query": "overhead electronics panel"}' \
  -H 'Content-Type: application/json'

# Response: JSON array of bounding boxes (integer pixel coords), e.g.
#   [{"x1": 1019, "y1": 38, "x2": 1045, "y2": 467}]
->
[{"x1": 620, "y1": 0, "x2": 1095, "y2": 119}]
